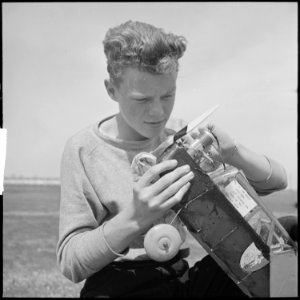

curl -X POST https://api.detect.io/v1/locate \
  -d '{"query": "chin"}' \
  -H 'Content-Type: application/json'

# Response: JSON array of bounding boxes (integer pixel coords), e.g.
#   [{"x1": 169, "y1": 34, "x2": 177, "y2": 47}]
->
[{"x1": 142, "y1": 128, "x2": 164, "y2": 139}]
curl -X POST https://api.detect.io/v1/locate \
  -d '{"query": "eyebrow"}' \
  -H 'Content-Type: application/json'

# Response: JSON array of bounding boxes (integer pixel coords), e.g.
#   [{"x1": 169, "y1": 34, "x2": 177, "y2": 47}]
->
[
  {"x1": 163, "y1": 88, "x2": 176, "y2": 95},
  {"x1": 131, "y1": 88, "x2": 176, "y2": 99}
]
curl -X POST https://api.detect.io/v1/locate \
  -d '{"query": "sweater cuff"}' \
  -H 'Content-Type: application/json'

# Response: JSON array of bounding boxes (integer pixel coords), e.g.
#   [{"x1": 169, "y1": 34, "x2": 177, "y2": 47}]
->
[{"x1": 247, "y1": 157, "x2": 287, "y2": 196}]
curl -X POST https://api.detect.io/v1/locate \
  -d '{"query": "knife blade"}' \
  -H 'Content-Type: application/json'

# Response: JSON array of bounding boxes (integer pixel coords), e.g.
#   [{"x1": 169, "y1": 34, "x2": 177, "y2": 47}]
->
[{"x1": 152, "y1": 104, "x2": 220, "y2": 158}]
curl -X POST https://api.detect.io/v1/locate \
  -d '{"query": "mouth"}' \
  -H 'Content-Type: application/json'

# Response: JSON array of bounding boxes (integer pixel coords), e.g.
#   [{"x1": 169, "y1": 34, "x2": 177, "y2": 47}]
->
[{"x1": 144, "y1": 120, "x2": 166, "y2": 127}]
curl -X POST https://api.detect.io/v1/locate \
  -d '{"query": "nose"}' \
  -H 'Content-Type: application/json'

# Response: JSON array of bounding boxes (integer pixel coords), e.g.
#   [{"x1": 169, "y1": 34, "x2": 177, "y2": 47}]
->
[{"x1": 148, "y1": 98, "x2": 164, "y2": 118}]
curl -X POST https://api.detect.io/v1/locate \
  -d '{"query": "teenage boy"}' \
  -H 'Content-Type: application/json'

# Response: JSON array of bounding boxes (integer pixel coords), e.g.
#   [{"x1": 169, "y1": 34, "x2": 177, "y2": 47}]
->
[{"x1": 57, "y1": 20, "x2": 294, "y2": 297}]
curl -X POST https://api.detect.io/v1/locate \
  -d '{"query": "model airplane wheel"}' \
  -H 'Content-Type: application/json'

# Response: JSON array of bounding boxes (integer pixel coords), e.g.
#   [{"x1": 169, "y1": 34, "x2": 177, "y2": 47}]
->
[{"x1": 144, "y1": 224, "x2": 183, "y2": 262}]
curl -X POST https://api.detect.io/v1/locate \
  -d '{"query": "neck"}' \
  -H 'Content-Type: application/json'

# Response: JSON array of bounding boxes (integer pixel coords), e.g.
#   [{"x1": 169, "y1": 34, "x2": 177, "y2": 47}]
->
[
  {"x1": 100, "y1": 114, "x2": 149, "y2": 142},
  {"x1": 115, "y1": 114, "x2": 149, "y2": 141}
]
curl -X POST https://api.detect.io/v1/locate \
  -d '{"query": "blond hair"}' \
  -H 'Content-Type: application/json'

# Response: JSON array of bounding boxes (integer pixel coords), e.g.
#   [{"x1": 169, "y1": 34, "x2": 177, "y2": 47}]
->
[{"x1": 103, "y1": 20, "x2": 187, "y2": 85}]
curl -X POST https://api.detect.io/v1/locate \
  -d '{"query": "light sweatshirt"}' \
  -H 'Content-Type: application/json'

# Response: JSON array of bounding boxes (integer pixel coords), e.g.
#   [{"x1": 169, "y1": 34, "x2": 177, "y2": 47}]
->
[
  {"x1": 57, "y1": 116, "x2": 187, "y2": 283},
  {"x1": 56, "y1": 115, "x2": 287, "y2": 283}
]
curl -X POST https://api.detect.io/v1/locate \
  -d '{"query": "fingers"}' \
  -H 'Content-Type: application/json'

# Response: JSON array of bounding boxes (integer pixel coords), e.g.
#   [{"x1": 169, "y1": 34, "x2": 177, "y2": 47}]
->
[
  {"x1": 206, "y1": 123, "x2": 218, "y2": 140},
  {"x1": 160, "y1": 182, "x2": 191, "y2": 211},
  {"x1": 157, "y1": 169, "x2": 194, "y2": 201},
  {"x1": 206, "y1": 123, "x2": 221, "y2": 148},
  {"x1": 206, "y1": 123, "x2": 229, "y2": 143},
  {"x1": 206, "y1": 123, "x2": 236, "y2": 154},
  {"x1": 151, "y1": 164, "x2": 194, "y2": 196},
  {"x1": 206, "y1": 123, "x2": 215, "y2": 133},
  {"x1": 140, "y1": 159, "x2": 178, "y2": 186},
  {"x1": 138, "y1": 159, "x2": 194, "y2": 210}
]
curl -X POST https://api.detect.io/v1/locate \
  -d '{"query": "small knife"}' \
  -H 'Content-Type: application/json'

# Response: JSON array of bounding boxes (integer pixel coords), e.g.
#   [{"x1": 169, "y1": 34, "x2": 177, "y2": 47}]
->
[{"x1": 152, "y1": 104, "x2": 220, "y2": 158}]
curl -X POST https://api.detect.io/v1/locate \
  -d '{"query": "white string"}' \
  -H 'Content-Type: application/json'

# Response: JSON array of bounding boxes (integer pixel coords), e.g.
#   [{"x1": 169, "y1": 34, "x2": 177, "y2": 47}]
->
[{"x1": 169, "y1": 207, "x2": 184, "y2": 225}]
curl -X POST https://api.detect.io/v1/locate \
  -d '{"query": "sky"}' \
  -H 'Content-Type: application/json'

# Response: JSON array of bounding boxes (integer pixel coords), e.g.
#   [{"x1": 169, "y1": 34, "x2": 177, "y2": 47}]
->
[{"x1": 2, "y1": 2, "x2": 298, "y2": 189}]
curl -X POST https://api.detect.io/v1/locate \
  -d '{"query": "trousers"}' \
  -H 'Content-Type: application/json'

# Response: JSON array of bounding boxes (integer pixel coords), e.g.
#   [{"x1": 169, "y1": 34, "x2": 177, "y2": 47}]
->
[
  {"x1": 80, "y1": 254, "x2": 247, "y2": 298},
  {"x1": 80, "y1": 215, "x2": 297, "y2": 298}
]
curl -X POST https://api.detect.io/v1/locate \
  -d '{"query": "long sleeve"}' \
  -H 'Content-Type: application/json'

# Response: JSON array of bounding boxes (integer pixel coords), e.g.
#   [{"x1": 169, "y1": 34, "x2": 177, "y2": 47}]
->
[
  {"x1": 225, "y1": 143, "x2": 288, "y2": 196},
  {"x1": 247, "y1": 156, "x2": 288, "y2": 196},
  {"x1": 56, "y1": 139, "x2": 117, "y2": 283},
  {"x1": 56, "y1": 118, "x2": 194, "y2": 283}
]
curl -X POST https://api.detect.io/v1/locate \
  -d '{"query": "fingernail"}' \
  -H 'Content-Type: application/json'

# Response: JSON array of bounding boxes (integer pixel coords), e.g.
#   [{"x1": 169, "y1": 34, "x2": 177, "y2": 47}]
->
[
  {"x1": 188, "y1": 171, "x2": 194, "y2": 178},
  {"x1": 182, "y1": 165, "x2": 190, "y2": 171}
]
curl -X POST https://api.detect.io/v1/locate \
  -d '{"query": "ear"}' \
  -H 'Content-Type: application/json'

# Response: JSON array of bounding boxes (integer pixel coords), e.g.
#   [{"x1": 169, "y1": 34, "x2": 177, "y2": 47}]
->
[{"x1": 104, "y1": 79, "x2": 118, "y2": 102}]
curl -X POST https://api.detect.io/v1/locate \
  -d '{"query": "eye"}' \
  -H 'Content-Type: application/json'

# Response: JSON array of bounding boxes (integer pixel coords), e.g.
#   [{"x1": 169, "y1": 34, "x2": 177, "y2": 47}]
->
[
  {"x1": 162, "y1": 94, "x2": 174, "y2": 100},
  {"x1": 134, "y1": 98, "x2": 148, "y2": 103}
]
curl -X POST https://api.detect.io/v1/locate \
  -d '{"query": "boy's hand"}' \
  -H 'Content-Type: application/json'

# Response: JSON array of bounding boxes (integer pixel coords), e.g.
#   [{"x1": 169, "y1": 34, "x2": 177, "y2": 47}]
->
[
  {"x1": 205, "y1": 124, "x2": 238, "y2": 162},
  {"x1": 129, "y1": 159, "x2": 194, "y2": 230}
]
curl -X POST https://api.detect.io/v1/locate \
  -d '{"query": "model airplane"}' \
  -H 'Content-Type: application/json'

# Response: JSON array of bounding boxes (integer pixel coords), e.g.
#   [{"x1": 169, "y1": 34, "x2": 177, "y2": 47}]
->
[{"x1": 132, "y1": 105, "x2": 298, "y2": 297}]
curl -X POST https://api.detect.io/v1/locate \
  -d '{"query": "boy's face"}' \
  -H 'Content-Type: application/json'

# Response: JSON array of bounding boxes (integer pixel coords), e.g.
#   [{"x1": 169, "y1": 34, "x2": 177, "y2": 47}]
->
[{"x1": 108, "y1": 67, "x2": 177, "y2": 141}]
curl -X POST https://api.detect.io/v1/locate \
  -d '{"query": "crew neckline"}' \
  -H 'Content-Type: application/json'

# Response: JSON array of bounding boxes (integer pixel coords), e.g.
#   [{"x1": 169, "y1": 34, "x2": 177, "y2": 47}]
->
[{"x1": 94, "y1": 115, "x2": 161, "y2": 151}]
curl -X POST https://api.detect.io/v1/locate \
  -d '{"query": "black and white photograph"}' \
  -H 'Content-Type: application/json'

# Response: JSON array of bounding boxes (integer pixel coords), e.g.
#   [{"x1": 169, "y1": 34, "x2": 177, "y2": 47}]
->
[{"x1": 2, "y1": 2, "x2": 297, "y2": 298}]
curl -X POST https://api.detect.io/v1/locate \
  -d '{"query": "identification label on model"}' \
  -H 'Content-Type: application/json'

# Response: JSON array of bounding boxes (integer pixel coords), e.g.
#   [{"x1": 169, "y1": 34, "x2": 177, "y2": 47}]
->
[{"x1": 223, "y1": 180, "x2": 258, "y2": 217}]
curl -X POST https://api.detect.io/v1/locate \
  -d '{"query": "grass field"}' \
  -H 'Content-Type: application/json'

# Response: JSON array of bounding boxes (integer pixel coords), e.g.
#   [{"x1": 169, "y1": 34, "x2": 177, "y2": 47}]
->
[
  {"x1": 3, "y1": 185, "x2": 84, "y2": 297},
  {"x1": 2, "y1": 184, "x2": 297, "y2": 297}
]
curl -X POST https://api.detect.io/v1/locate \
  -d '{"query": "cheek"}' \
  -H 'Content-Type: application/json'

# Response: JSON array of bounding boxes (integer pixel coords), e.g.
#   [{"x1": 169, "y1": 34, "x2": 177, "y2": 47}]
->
[
  {"x1": 164, "y1": 99, "x2": 175, "y2": 114},
  {"x1": 120, "y1": 102, "x2": 145, "y2": 120}
]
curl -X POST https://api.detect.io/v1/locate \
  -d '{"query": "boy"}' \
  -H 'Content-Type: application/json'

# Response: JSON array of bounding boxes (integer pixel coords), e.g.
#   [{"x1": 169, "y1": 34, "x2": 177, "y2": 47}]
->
[{"x1": 57, "y1": 20, "x2": 293, "y2": 297}]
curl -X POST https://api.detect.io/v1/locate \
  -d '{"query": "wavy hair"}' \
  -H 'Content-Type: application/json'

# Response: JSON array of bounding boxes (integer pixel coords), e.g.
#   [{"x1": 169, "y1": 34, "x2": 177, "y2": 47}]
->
[{"x1": 103, "y1": 20, "x2": 187, "y2": 85}]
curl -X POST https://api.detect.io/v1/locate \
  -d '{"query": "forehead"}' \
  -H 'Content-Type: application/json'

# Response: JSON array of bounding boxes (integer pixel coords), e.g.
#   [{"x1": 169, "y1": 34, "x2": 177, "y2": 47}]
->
[{"x1": 119, "y1": 67, "x2": 177, "y2": 95}]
